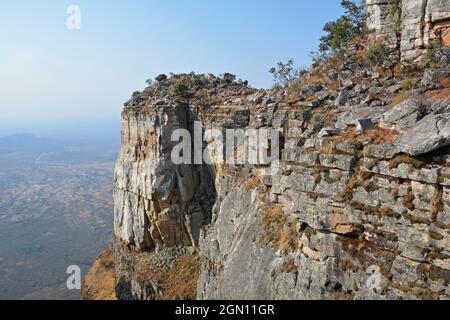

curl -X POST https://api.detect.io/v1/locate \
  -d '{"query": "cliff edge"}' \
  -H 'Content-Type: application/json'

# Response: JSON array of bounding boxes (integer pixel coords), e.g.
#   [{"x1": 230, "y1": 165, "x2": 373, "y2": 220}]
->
[{"x1": 83, "y1": 1, "x2": 450, "y2": 300}]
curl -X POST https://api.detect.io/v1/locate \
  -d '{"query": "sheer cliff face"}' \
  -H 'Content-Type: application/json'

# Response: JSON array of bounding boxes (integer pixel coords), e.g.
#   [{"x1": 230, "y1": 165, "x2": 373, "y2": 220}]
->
[
  {"x1": 114, "y1": 106, "x2": 215, "y2": 251},
  {"x1": 367, "y1": 0, "x2": 450, "y2": 61},
  {"x1": 113, "y1": 66, "x2": 450, "y2": 300}
]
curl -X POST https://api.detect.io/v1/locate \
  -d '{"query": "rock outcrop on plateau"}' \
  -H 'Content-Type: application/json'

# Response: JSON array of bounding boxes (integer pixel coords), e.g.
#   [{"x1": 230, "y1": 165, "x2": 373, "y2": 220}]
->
[{"x1": 83, "y1": 2, "x2": 450, "y2": 300}]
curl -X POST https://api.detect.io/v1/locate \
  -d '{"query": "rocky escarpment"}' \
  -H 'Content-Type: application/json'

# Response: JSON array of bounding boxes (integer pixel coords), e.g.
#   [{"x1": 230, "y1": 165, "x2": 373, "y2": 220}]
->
[
  {"x1": 196, "y1": 68, "x2": 450, "y2": 299},
  {"x1": 89, "y1": 3, "x2": 450, "y2": 300},
  {"x1": 109, "y1": 56, "x2": 450, "y2": 299}
]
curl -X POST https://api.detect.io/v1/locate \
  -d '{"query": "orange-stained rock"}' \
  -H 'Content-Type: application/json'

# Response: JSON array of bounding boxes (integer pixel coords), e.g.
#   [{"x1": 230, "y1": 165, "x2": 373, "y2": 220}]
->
[{"x1": 328, "y1": 207, "x2": 357, "y2": 235}]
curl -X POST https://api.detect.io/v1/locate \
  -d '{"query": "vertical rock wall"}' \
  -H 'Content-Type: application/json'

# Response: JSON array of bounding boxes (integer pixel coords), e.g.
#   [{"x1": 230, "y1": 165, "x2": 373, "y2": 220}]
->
[
  {"x1": 366, "y1": 0, "x2": 402, "y2": 47},
  {"x1": 367, "y1": 0, "x2": 450, "y2": 61},
  {"x1": 114, "y1": 106, "x2": 215, "y2": 251}
]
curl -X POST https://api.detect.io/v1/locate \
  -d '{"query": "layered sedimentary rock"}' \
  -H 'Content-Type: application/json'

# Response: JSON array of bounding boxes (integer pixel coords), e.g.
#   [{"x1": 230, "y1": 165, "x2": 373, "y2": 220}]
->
[
  {"x1": 112, "y1": 75, "x2": 259, "y2": 299},
  {"x1": 366, "y1": 0, "x2": 450, "y2": 61},
  {"x1": 114, "y1": 106, "x2": 216, "y2": 251},
  {"x1": 107, "y1": 4, "x2": 450, "y2": 299},
  {"x1": 366, "y1": 0, "x2": 402, "y2": 47},
  {"x1": 197, "y1": 80, "x2": 450, "y2": 300},
  {"x1": 111, "y1": 60, "x2": 450, "y2": 299}
]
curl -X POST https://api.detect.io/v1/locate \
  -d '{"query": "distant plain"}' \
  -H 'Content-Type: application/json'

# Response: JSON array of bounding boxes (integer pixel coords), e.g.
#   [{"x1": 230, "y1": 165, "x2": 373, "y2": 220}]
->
[{"x1": 0, "y1": 129, "x2": 119, "y2": 299}]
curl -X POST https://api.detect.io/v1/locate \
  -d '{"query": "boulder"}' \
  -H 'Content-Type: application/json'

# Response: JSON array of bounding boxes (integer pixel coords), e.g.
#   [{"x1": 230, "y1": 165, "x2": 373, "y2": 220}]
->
[
  {"x1": 300, "y1": 84, "x2": 323, "y2": 97},
  {"x1": 356, "y1": 118, "x2": 373, "y2": 134},
  {"x1": 379, "y1": 98, "x2": 426, "y2": 131},
  {"x1": 336, "y1": 105, "x2": 389, "y2": 130},
  {"x1": 431, "y1": 101, "x2": 450, "y2": 114},
  {"x1": 315, "y1": 90, "x2": 331, "y2": 101},
  {"x1": 318, "y1": 127, "x2": 339, "y2": 137},
  {"x1": 421, "y1": 69, "x2": 450, "y2": 87},
  {"x1": 336, "y1": 90, "x2": 349, "y2": 106},
  {"x1": 394, "y1": 113, "x2": 450, "y2": 156}
]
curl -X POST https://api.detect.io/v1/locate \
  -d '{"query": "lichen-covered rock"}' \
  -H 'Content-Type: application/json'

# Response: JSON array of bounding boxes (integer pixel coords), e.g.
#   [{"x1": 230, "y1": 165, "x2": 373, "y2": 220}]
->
[{"x1": 366, "y1": 0, "x2": 402, "y2": 47}]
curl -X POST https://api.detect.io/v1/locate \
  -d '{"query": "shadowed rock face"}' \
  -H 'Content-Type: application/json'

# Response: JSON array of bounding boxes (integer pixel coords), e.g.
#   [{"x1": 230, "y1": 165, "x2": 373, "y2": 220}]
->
[{"x1": 111, "y1": 67, "x2": 450, "y2": 300}]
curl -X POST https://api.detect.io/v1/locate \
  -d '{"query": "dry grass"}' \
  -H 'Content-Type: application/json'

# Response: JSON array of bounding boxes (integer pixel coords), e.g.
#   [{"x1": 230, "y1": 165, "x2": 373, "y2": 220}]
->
[
  {"x1": 441, "y1": 78, "x2": 450, "y2": 88},
  {"x1": 429, "y1": 230, "x2": 444, "y2": 240},
  {"x1": 158, "y1": 255, "x2": 201, "y2": 300},
  {"x1": 424, "y1": 78, "x2": 450, "y2": 105},
  {"x1": 259, "y1": 204, "x2": 298, "y2": 253},
  {"x1": 337, "y1": 172, "x2": 360, "y2": 201},
  {"x1": 379, "y1": 206, "x2": 401, "y2": 218},
  {"x1": 81, "y1": 248, "x2": 117, "y2": 300},
  {"x1": 347, "y1": 198, "x2": 381, "y2": 216},
  {"x1": 426, "y1": 87, "x2": 450, "y2": 102},
  {"x1": 241, "y1": 174, "x2": 262, "y2": 191},
  {"x1": 402, "y1": 190, "x2": 415, "y2": 211},
  {"x1": 136, "y1": 254, "x2": 201, "y2": 300},
  {"x1": 280, "y1": 259, "x2": 298, "y2": 274},
  {"x1": 339, "y1": 126, "x2": 398, "y2": 145},
  {"x1": 305, "y1": 75, "x2": 324, "y2": 85},
  {"x1": 389, "y1": 154, "x2": 426, "y2": 169},
  {"x1": 431, "y1": 187, "x2": 443, "y2": 220},
  {"x1": 362, "y1": 128, "x2": 398, "y2": 145},
  {"x1": 390, "y1": 93, "x2": 408, "y2": 107}
]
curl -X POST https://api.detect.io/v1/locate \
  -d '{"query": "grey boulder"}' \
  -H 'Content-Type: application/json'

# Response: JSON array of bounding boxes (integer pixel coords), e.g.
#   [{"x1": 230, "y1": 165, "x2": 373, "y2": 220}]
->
[
  {"x1": 379, "y1": 99, "x2": 426, "y2": 132},
  {"x1": 395, "y1": 113, "x2": 450, "y2": 156}
]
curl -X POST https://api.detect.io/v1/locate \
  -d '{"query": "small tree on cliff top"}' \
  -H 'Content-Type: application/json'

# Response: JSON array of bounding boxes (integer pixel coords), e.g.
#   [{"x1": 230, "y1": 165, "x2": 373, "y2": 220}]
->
[
  {"x1": 269, "y1": 59, "x2": 301, "y2": 86},
  {"x1": 318, "y1": 0, "x2": 366, "y2": 58}
]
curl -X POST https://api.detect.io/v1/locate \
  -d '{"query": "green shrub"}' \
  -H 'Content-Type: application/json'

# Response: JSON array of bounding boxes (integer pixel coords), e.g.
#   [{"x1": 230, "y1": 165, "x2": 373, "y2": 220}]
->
[
  {"x1": 400, "y1": 80, "x2": 414, "y2": 90},
  {"x1": 191, "y1": 74, "x2": 206, "y2": 88},
  {"x1": 173, "y1": 83, "x2": 189, "y2": 97},
  {"x1": 365, "y1": 43, "x2": 390, "y2": 67},
  {"x1": 238, "y1": 79, "x2": 249, "y2": 87},
  {"x1": 155, "y1": 74, "x2": 168, "y2": 83},
  {"x1": 317, "y1": 0, "x2": 366, "y2": 58},
  {"x1": 221, "y1": 73, "x2": 237, "y2": 84},
  {"x1": 364, "y1": 42, "x2": 399, "y2": 76},
  {"x1": 269, "y1": 59, "x2": 300, "y2": 86}
]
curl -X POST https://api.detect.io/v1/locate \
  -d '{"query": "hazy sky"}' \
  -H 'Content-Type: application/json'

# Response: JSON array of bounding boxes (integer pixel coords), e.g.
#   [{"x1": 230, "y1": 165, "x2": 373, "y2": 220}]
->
[{"x1": 0, "y1": 0, "x2": 344, "y2": 129}]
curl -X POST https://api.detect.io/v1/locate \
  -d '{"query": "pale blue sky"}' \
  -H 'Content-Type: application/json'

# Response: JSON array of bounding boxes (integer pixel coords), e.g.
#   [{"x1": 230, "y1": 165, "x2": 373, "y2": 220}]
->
[{"x1": 0, "y1": 0, "x2": 344, "y2": 129}]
